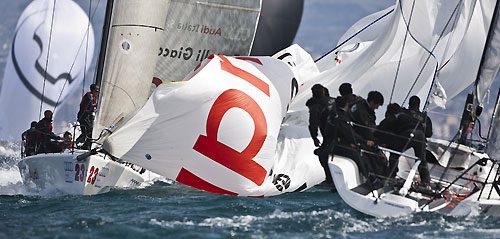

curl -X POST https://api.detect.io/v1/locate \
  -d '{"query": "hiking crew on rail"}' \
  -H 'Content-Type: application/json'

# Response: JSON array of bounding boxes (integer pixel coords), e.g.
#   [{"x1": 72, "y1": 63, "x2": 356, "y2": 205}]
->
[{"x1": 307, "y1": 83, "x2": 433, "y2": 189}]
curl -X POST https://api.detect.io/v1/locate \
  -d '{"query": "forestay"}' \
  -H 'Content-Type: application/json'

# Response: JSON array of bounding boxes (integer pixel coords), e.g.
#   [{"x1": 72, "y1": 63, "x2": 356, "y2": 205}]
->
[
  {"x1": 288, "y1": 0, "x2": 497, "y2": 119},
  {"x1": 103, "y1": 46, "x2": 324, "y2": 196},
  {"x1": 154, "y1": 0, "x2": 261, "y2": 83},
  {"x1": 93, "y1": 0, "x2": 170, "y2": 139}
]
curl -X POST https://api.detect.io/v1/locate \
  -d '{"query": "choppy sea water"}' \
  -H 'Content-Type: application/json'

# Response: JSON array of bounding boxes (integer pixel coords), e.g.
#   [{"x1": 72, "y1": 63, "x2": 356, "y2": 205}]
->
[{"x1": 2, "y1": 144, "x2": 500, "y2": 239}]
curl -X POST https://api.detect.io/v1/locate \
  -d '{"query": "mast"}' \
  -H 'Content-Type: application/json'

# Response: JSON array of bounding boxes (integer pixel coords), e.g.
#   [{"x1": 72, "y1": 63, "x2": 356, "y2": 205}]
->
[
  {"x1": 459, "y1": 0, "x2": 500, "y2": 143},
  {"x1": 94, "y1": 0, "x2": 114, "y2": 89}
]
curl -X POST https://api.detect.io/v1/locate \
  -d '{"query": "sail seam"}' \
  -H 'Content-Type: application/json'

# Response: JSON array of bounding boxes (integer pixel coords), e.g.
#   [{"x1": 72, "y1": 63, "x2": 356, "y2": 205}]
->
[
  {"x1": 195, "y1": 1, "x2": 260, "y2": 12},
  {"x1": 112, "y1": 24, "x2": 164, "y2": 31}
]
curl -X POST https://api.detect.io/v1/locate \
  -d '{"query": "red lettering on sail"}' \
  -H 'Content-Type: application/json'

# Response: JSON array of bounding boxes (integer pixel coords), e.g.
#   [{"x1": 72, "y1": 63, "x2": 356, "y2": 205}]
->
[
  {"x1": 219, "y1": 55, "x2": 269, "y2": 96},
  {"x1": 193, "y1": 89, "x2": 267, "y2": 185},
  {"x1": 176, "y1": 168, "x2": 238, "y2": 196},
  {"x1": 234, "y1": 57, "x2": 263, "y2": 65}
]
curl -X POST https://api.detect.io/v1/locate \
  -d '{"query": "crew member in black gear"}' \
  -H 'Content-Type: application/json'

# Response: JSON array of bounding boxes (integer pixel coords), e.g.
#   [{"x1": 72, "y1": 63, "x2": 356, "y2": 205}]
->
[
  {"x1": 349, "y1": 91, "x2": 388, "y2": 178},
  {"x1": 306, "y1": 84, "x2": 336, "y2": 188},
  {"x1": 76, "y1": 83, "x2": 99, "y2": 149},
  {"x1": 405, "y1": 95, "x2": 433, "y2": 138},
  {"x1": 338, "y1": 82, "x2": 363, "y2": 107},
  {"x1": 22, "y1": 121, "x2": 38, "y2": 156},
  {"x1": 376, "y1": 103, "x2": 403, "y2": 178},
  {"x1": 36, "y1": 110, "x2": 62, "y2": 153},
  {"x1": 349, "y1": 91, "x2": 384, "y2": 141},
  {"x1": 331, "y1": 96, "x2": 377, "y2": 183},
  {"x1": 377, "y1": 101, "x2": 431, "y2": 186},
  {"x1": 306, "y1": 84, "x2": 335, "y2": 147}
]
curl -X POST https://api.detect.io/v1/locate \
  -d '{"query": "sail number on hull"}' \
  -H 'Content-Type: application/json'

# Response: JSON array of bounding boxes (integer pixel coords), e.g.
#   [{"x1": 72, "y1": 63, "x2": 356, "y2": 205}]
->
[{"x1": 74, "y1": 164, "x2": 99, "y2": 185}]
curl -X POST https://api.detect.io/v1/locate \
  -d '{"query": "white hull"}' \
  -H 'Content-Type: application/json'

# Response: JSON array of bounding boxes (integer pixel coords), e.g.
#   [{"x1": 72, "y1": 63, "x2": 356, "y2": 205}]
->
[
  {"x1": 18, "y1": 150, "x2": 145, "y2": 195},
  {"x1": 328, "y1": 139, "x2": 500, "y2": 217}
]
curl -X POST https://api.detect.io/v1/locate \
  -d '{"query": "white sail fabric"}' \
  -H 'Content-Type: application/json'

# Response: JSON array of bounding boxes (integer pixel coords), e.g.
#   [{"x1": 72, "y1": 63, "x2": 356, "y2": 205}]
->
[
  {"x1": 289, "y1": 0, "x2": 496, "y2": 120},
  {"x1": 153, "y1": 0, "x2": 261, "y2": 83},
  {"x1": 0, "y1": 0, "x2": 94, "y2": 140},
  {"x1": 93, "y1": 0, "x2": 170, "y2": 139},
  {"x1": 103, "y1": 50, "x2": 324, "y2": 196}
]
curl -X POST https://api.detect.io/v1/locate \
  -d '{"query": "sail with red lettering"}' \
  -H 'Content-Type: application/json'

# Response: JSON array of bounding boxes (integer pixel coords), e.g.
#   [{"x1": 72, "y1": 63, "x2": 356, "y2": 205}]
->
[{"x1": 102, "y1": 45, "x2": 324, "y2": 196}]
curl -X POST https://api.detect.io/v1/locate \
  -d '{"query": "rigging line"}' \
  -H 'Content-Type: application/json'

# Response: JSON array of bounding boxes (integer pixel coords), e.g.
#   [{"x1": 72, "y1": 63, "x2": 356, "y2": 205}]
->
[
  {"x1": 390, "y1": 0, "x2": 416, "y2": 104},
  {"x1": 53, "y1": 0, "x2": 102, "y2": 112},
  {"x1": 314, "y1": 8, "x2": 394, "y2": 63},
  {"x1": 425, "y1": 109, "x2": 461, "y2": 118},
  {"x1": 39, "y1": 0, "x2": 58, "y2": 119},
  {"x1": 486, "y1": 84, "x2": 500, "y2": 140},
  {"x1": 399, "y1": 0, "x2": 463, "y2": 108},
  {"x1": 349, "y1": 120, "x2": 429, "y2": 145}
]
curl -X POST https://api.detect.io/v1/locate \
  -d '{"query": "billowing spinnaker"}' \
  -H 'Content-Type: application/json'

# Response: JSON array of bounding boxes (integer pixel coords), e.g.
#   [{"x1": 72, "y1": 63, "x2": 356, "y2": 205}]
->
[
  {"x1": 0, "y1": 0, "x2": 94, "y2": 140},
  {"x1": 104, "y1": 51, "x2": 324, "y2": 196}
]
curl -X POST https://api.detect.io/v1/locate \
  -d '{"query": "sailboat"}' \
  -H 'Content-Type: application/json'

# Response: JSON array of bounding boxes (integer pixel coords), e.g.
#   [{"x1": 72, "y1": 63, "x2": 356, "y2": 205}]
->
[
  {"x1": 319, "y1": 0, "x2": 500, "y2": 217},
  {"x1": 17, "y1": 0, "x2": 264, "y2": 195}
]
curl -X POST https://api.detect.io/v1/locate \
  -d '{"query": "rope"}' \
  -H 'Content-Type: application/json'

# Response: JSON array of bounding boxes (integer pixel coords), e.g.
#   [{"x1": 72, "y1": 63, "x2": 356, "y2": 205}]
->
[
  {"x1": 39, "y1": 0, "x2": 58, "y2": 119},
  {"x1": 52, "y1": 0, "x2": 102, "y2": 112},
  {"x1": 314, "y1": 8, "x2": 395, "y2": 63},
  {"x1": 390, "y1": 0, "x2": 416, "y2": 104},
  {"x1": 397, "y1": 0, "x2": 464, "y2": 109}
]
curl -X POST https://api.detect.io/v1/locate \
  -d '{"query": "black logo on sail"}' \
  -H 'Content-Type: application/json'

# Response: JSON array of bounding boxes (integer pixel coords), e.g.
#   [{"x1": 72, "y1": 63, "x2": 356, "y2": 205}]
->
[
  {"x1": 11, "y1": 10, "x2": 79, "y2": 107},
  {"x1": 272, "y1": 174, "x2": 291, "y2": 192}
]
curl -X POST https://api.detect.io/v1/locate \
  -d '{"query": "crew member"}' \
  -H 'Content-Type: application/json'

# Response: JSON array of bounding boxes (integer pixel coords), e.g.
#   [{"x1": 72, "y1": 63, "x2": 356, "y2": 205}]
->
[
  {"x1": 306, "y1": 84, "x2": 335, "y2": 147},
  {"x1": 61, "y1": 131, "x2": 73, "y2": 150},
  {"x1": 338, "y1": 83, "x2": 363, "y2": 107},
  {"x1": 331, "y1": 96, "x2": 376, "y2": 184},
  {"x1": 76, "y1": 83, "x2": 99, "y2": 149},
  {"x1": 349, "y1": 91, "x2": 388, "y2": 178},
  {"x1": 21, "y1": 121, "x2": 38, "y2": 156},
  {"x1": 36, "y1": 110, "x2": 61, "y2": 153}
]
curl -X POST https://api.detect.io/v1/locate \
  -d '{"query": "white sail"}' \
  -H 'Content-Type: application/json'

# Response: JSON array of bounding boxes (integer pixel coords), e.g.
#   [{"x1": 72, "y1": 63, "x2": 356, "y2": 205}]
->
[
  {"x1": 0, "y1": 0, "x2": 94, "y2": 140},
  {"x1": 289, "y1": 0, "x2": 496, "y2": 118},
  {"x1": 153, "y1": 0, "x2": 261, "y2": 83},
  {"x1": 103, "y1": 48, "x2": 324, "y2": 196},
  {"x1": 93, "y1": 0, "x2": 170, "y2": 139}
]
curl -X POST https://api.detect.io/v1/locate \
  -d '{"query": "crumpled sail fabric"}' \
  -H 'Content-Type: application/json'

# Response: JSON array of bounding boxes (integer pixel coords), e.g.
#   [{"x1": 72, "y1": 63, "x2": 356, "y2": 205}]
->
[
  {"x1": 289, "y1": 0, "x2": 495, "y2": 120},
  {"x1": 0, "y1": 0, "x2": 94, "y2": 140},
  {"x1": 103, "y1": 46, "x2": 324, "y2": 196}
]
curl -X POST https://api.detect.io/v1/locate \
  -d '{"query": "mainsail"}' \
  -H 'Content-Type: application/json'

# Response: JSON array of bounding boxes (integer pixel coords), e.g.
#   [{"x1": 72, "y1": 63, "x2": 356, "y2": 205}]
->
[
  {"x1": 92, "y1": 0, "x2": 170, "y2": 139},
  {"x1": 103, "y1": 46, "x2": 324, "y2": 196},
  {"x1": 0, "y1": 0, "x2": 94, "y2": 140},
  {"x1": 154, "y1": 0, "x2": 261, "y2": 83}
]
